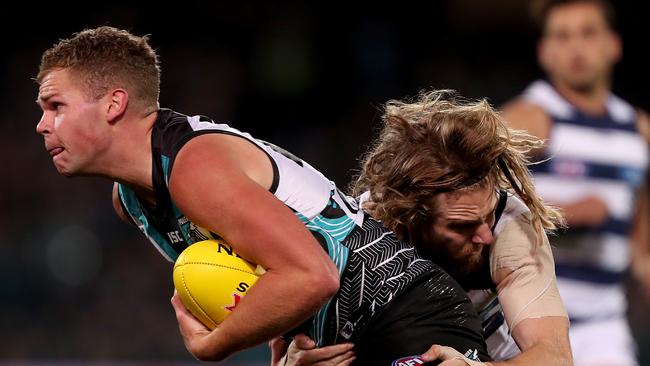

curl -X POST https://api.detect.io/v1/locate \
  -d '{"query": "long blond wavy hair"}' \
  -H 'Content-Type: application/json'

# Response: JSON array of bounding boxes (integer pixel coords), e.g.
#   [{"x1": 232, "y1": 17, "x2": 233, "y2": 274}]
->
[{"x1": 351, "y1": 90, "x2": 564, "y2": 240}]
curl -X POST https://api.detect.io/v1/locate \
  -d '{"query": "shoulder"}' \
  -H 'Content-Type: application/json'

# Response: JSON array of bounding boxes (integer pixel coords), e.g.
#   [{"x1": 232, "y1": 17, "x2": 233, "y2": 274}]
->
[
  {"x1": 169, "y1": 132, "x2": 275, "y2": 193},
  {"x1": 501, "y1": 97, "x2": 552, "y2": 140},
  {"x1": 494, "y1": 194, "x2": 530, "y2": 233},
  {"x1": 490, "y1": 196, "x2": 541, "y2": 277},
  {"x1": 154, "y1": 109, "x2": 219, "y2": 157},
  {"x1": 155, "y1": 110, "x2": 269, "y2": 184}
]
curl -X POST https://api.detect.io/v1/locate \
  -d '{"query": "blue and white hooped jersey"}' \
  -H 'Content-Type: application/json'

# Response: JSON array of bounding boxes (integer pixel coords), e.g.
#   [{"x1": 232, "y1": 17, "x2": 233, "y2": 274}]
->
[
  {"x1": 116, "y1": 108, "x2": 435, "y2": 345},
  {"x1": 523, "y1": 80, "x2": 649, "y2": 318}
]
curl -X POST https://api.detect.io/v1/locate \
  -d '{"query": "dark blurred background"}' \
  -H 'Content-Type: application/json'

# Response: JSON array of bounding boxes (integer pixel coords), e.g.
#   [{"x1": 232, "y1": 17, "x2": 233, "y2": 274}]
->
[{"x1": 1, "y1": 1, "x2": 648, "y2": 364}]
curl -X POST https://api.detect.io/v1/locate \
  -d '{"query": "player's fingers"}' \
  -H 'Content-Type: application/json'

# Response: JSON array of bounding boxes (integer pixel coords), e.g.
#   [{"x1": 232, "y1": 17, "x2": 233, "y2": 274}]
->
[
  {"x1": 436, "y1": 346, "x2": 463, "y2": 360},
  {"x1": 438, "y1": 359, "x2": 469, "y2": 366},
  {"x1": 269, "y1": 337, "x2": 289, "y2": 364},
  {"x1": 170, "y1": 292, "x2": 188, "y2": 314},
  {"x1": 170, "y1": 293, "x2": 209, "y2": 335},
  {"x1": 324, "y1": 350, "x2": 355, "y2": 365},
  {"x1": 420, "y1": 344, "x2": 443, "y2": 362},
  {"x1": 311, "y1": 351, "x2": 355, "y2": 366},
  {"x1": 302, "y1": 343, "x2": 354, "y2": 362},
  {"x1": 293, "y1": 334, "x2": 317, "y2": 350},
  {"x1": 337, "y1": 355, "x2": 356, "y2": 366}
]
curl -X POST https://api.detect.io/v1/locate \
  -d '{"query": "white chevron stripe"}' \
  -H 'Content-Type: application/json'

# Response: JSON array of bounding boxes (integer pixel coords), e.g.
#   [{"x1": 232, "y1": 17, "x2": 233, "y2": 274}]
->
[
  {"x1": 359, "y1": 262, "x2": 365, "y2": 308},
  {"x1": 353, "y1": 231, "x2": 390, "y2": 252},
  {"x1": 409, "y1": 259, "x2": 428, "y2": 267},
  {"x1": 373, "y1": 248, "x2": 414, "y2": 270}
]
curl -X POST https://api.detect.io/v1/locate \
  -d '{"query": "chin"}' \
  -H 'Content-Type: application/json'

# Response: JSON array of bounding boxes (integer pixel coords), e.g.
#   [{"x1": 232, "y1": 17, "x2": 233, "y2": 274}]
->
[
  {"x1": 54, "y1": 163, "x2": 79, "y2": 177},
  {"x1": 456, "y1": 257, "x2": 483, "y2": 276},
  {"x1": 564, "y1": 75, "x2": 598, "y2": 92},
  {"x1": 57, "y1": 169, "x2": 75, "y2": 177},
  {"x1": 455, "y1": 247, "x2": 489, "y2": 274}
]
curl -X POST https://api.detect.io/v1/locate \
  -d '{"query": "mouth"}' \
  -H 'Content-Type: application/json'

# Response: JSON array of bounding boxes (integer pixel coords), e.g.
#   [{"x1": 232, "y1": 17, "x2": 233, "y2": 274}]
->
[{"x1": 48, "y1": 147, "x2": 64, "y2": 157}]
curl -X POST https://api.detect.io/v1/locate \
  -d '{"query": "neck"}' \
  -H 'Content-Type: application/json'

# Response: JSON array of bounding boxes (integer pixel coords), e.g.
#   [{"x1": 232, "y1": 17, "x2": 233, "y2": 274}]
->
[
  {"x1": 104, "y1": 110, "x2": 158, "y2": 204},
  {"x1": 551, "y1": 78, "x2": 610, "y2": 116}
]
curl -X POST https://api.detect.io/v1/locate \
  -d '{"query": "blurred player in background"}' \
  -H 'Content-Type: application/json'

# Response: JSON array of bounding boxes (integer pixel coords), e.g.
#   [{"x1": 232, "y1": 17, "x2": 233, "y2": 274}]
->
[
  {"x1": 502, "y1": 1, "x2": 650, "y2": 365},
  {"x1": 35, "y1": 27, "x2": 490, "y2": 364},
  {"x1": 272, "y1": 91, "x2": 573, "y2": 366}
]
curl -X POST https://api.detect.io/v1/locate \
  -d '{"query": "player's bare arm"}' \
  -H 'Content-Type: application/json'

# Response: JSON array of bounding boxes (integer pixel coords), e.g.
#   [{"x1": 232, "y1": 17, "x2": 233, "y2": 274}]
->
[
  {"x1": 423, "y1": 209, "x2": 571, "y2": 366},
  {"x1": 631, "y1": 109, "x2": 650, "y2": 294},
  {"x1": 501, "y1": 99, "x2": 552, "y2": 144},
  {"x1": 168, "y1": 133, "x2": 340, "y2": 361},
  {"x1": 502, "y1": 99, "x2": 609, "y2": 227},
  {"x1": 630, "y1": 177, "x2": 650, "y2": 299},
  {"x1": 499, "y1": 317, "x2": 572, "y2": 366},
  {"x1": 489, "y1": 213, "x2": 571, "y2": 366}
]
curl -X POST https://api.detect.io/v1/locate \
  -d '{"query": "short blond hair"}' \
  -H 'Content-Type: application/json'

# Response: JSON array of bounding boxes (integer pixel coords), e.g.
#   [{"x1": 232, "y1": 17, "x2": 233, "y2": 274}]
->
[{"x1": 38, "y1": 26, "x2": 160, "y2": 112}]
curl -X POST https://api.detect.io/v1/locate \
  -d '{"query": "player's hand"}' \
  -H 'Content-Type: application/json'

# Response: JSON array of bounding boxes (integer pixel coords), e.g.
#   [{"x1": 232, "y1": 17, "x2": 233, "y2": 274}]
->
[
  {"x1": 632, "y1": 257, "x2": 650, "y2": 301},
  {"x1": 279, "y1": 334, "x2": 355, "y2": 366},
  {"x1": 421, "y1": 345, "x2": 491, "y2": 366},
  {"x1": 170, "y1": 290, "x2": 213, "y2": 359},
  {"x1": 269, "y1": 337, "x2": 289, "y2": 366}
]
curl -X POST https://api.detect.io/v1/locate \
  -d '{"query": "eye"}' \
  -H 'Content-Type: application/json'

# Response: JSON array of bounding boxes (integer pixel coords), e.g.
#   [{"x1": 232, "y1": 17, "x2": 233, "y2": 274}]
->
[
  {"x1": 449, "y1": 222, "x2": 480, "y2": 235},
  {"x1": 552, "y1": 30, "x2": 570, "y2": 42},
  {"x1": 51, "y1": 102, "x2": 64, "y2": 111},
  {"x1": 487, "y1": 210, "x2": 496, "y2": 228},
  {"x1": 582, "y1": 25, "x2": 597, "y2": 39}
]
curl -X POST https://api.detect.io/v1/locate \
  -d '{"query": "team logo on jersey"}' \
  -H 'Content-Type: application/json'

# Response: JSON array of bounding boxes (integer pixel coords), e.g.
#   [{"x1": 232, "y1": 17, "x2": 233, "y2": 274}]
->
[
  {"x1": 465, "y1": 348, "x2": 480, "y2": 360},
  {"x1": 391, "y1": 356, "x2": 424, "y2": 366},
  {"x1": 552, "y1": 159, "x2": 587, "y2": 177},
  {"x1": 185, "y1": 220, "x2": 211, "y2": 242}
]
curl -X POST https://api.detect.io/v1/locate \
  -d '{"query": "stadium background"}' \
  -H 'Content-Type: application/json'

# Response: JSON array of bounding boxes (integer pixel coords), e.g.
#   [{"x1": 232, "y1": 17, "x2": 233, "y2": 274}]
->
[{"x1": 1, "y1": 1, "x2": 648, "y2": 364}]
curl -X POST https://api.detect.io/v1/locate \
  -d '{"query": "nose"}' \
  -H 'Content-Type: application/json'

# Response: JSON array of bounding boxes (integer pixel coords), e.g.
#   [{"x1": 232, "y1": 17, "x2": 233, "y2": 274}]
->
[
  {"x1": 471, "y1": 223, "x2": 494, "y2": 246},
  {"x1": 36, "y1": 111, "x2": 51, "y2": 135}
]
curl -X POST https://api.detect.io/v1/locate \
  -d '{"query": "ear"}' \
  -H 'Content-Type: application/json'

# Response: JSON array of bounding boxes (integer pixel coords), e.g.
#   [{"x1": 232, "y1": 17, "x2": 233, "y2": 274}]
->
[
  {"x1": 106, "y1": 89, "x2": 129, "y2": 124},
  {"x1": 537, "y1": 39, "x2": 551, "y2": 73},
  {"x1": 607, "y1": 31, "x2": 622, "y2": 64}
]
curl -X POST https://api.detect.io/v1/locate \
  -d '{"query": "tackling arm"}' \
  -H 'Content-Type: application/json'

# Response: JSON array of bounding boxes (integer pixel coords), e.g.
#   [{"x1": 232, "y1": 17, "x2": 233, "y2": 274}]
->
[{"x1": 488, "y1": 215, "x2": 572, "y2": 366}]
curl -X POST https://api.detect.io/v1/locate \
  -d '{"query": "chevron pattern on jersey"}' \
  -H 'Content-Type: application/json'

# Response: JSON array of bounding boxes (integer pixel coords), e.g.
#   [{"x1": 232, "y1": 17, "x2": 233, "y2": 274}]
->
[
  {"x1": 322, "y1": 215, "x2": 435, "y2": 345},
  {"x1": 293, "y1": 198, "x2": 434, "y2": 346},
  {"x1": 294, "y1": 196, "x2": 356, "y2": 346}
]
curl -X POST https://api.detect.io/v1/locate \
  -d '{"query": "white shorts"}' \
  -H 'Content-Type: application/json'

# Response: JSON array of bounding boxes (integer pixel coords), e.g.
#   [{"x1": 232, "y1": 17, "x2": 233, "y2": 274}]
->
[{"x1": 569, "y1": 317, "x2": 638, "y2": 366}]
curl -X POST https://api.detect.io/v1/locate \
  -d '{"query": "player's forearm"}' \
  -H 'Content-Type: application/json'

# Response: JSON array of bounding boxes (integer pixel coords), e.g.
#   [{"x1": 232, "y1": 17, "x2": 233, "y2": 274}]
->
[
  {"x1": 630, "y1": 186, "x2": 650, "y2": 284},
  {"x1": 495, "y1": 317, "x2": 573, "y2": 366},
  {"x1": 553, "y1": 198, "x2": 608, "y2": 227},
  {"x1": 490, "y1": 340, "x2": 572, "y2": 366},
  {"x1": 192, "y1": 268, "x2": 339, "y2": 361}
]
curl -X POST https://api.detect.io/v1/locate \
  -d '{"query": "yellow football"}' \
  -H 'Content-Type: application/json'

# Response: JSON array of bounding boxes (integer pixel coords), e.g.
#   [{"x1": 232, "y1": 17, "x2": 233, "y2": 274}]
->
[{"x1": 173, "y1": 239, "x2": 262, "y2": 329}]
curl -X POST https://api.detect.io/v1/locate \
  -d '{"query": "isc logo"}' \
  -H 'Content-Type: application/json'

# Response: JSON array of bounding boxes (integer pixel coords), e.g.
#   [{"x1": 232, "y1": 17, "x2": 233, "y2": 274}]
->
[{"x1": 391, "y1": 356, "x2": 424, "y2": 366}]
